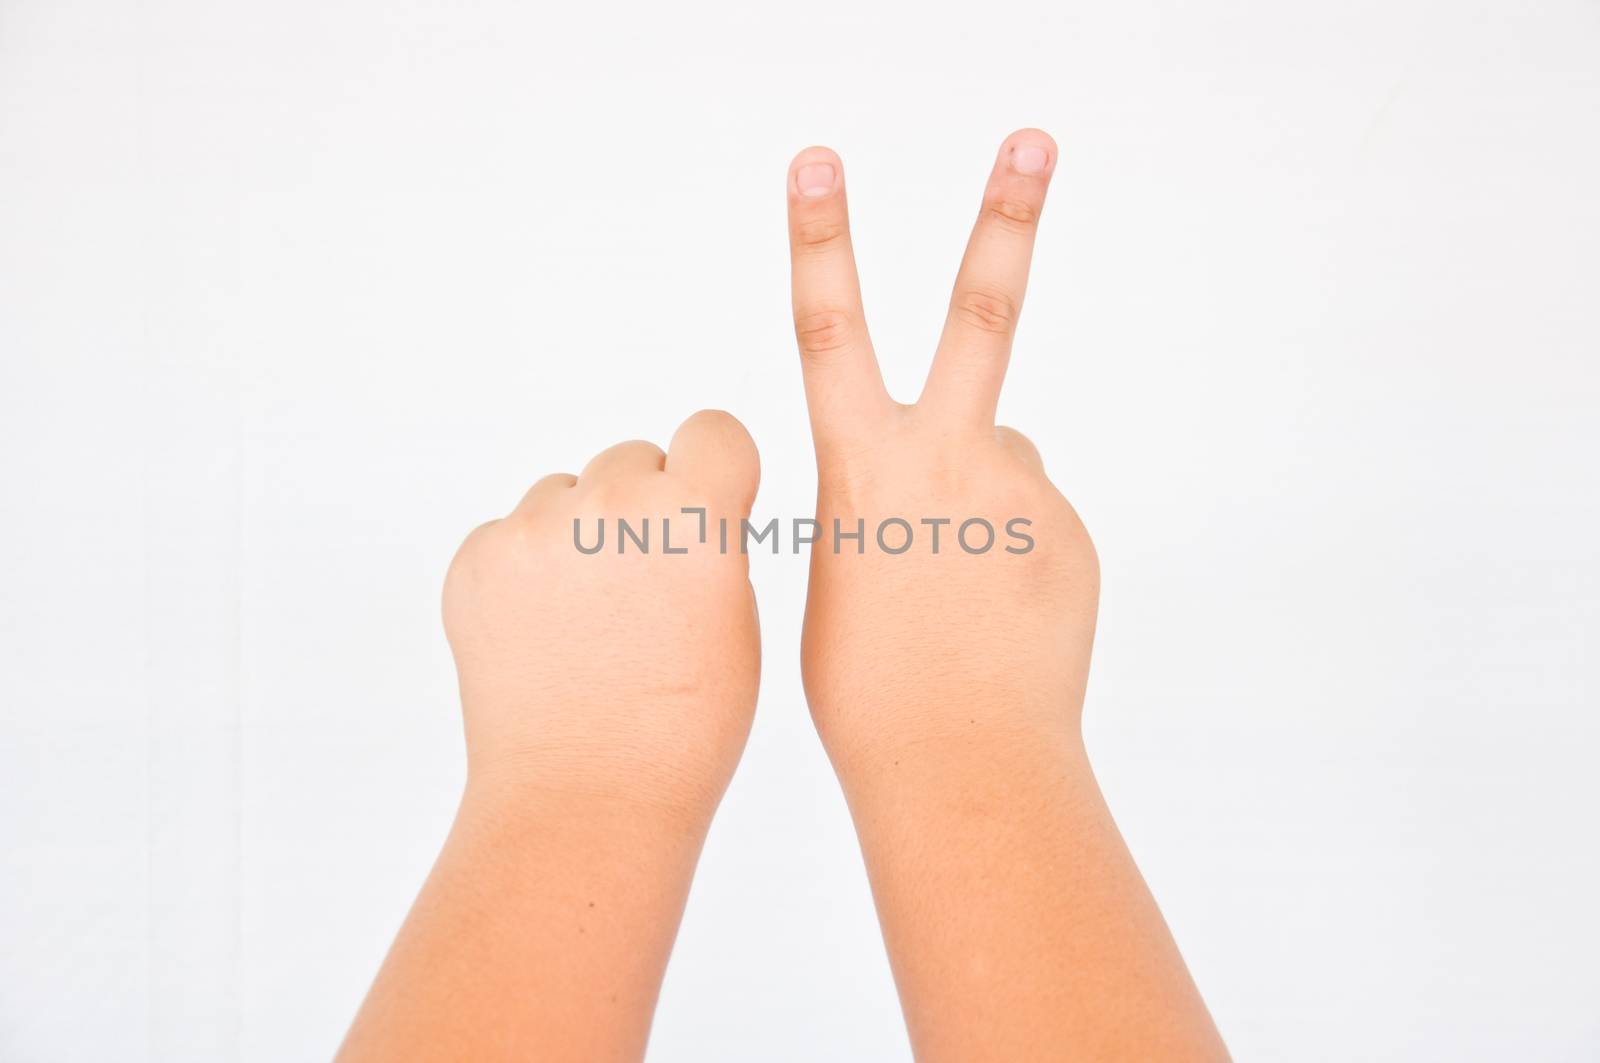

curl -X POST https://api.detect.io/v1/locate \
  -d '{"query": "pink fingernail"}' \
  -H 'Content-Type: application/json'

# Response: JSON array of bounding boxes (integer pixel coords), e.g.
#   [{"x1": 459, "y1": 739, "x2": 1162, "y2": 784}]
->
[
  {"x1": 1010, "y1": 145, "x2": 1049, "y2": 175},
  {"x1": 796, "y1": 162, "x2": 836, "y2": 197}
]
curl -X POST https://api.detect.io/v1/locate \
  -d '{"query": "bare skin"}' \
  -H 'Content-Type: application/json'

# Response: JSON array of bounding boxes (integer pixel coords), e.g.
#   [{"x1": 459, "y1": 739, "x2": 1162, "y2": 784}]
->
[
  {"x1": 340, "y1": 132, "x2": 1223, "y2": 1062},
  {"x1": 338, "y1": 411, "x2": 761, "y2": 1063},
  {"x1": 787, "y1": 130, "x2": 1228, "y2": 1061}
]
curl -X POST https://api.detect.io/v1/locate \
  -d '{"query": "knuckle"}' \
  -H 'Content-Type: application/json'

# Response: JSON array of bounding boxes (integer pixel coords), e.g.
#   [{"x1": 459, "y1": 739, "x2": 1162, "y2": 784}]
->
[
  {"x1": 995, "y1": 425, "x2": 1040, "y2": 459},
  {"x1": 529, "y1": 473, "x2": 573, "y2": 493},
  {"x1": 603, "y1": 440, "x2": 664, "y2": 464},
  {"x1": 461, "y1": 517, "x2": 502, "y2": 551},
  {"x1": 578, "y1": 442, "x2": 661, "y2": 485},
  {"x1": 793, "y1": 308, "x2": 857, "y2": 362},
  {"x1": 952, "y1": 287, "x2": 1019, "y2": 335},
  {"x1": 675, "y1": 409, "x2": 756, "y2": 461},
  {"x1": 679, "y1": 408, "x2": 738, "y2": 439},
  {"x1": 792, "y1": 216, "x2": 848, "y2": 253},
  {"x1": 446, "y1": 517, "x2": 502, "y2": 576},
  {"x1": 984, "y1": 195, "x2": 1039, "y2": 230}
]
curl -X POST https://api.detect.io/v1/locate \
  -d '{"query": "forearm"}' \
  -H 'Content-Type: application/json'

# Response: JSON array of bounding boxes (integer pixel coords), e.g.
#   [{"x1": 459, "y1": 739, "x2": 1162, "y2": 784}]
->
[
  {"x1": 837, "y1": 723, "x2": 1226, "y2": 1062},
  {"x1": 338, "y1": 776, "x2": 710, "y2": 1063},
  {"x1": 340, "y1": 410, "x2": 759, "y2": 1059}
]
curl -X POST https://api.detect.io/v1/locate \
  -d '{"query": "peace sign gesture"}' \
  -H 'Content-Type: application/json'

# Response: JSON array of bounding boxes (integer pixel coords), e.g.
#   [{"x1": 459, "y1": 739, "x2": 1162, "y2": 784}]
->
[
  {"x1": 789, "y1": 129, "x2": 1056, "y2": 439},
  {"x1": 787, "y1": 133, "x2": 1223, "y2": 1061},
  {"x1": 786, "y1": 130, "x2": 1094, "y2": 744}
]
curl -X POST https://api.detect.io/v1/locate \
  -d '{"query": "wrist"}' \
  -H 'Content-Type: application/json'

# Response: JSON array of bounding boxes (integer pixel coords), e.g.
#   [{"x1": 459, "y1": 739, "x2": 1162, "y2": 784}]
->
[
  {"x1": 459, "y1": 758, "x2": 719, "y2": 849},
  {"x1": 819, "y1": 703, "x2": 1087, "y2": 806},
  {"x1": 460, "y1": 706, "x2": 744, "y2": 833}
]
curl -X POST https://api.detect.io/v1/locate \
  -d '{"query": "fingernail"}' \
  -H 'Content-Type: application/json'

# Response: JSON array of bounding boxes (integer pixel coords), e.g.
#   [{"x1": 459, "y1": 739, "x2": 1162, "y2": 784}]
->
[
  {"x1": 1010, "y1": 145, "x2": 1050, "y2": 175},
  {"x1": 796, "y1": 162, "x2": 836, "y2": 197}
]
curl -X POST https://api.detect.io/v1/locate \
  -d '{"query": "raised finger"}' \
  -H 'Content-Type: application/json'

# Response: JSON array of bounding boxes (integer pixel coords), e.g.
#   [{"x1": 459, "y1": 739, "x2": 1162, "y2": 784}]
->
[
  {"x1": 787, "y1": 146, "x2": 892, "y2": 446},
  {"x1": 921, "y1": 129, "x2": 1057, "y2": 424}
]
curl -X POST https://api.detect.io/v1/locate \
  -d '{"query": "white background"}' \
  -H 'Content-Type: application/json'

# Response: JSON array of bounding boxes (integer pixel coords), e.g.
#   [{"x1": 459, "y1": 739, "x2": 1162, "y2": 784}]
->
[{"x1": 2, "y1": 0, "x2": 1597, "y2": 1059}]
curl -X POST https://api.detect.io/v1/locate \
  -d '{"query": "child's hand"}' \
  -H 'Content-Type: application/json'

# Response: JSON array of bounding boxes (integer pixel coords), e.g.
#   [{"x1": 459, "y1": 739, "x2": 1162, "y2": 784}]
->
[
  {"x1": 787, "y1": 131, "x2": 1097, "y2": 780},
  {"x1": 785, "y1": 133, "x2": 1224, "y2": 1060},
  {"x1": 343, "y1": 412, "x2": 762, "y2": 1062},
  {"x1": 442, "y1": 409, "x2": 761, "y2": 822}
]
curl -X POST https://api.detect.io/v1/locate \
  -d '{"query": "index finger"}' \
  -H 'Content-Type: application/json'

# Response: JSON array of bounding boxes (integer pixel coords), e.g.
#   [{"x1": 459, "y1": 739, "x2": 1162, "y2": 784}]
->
[{"x1": 787, "y1": 146, "x2": 892, "y2": 448}]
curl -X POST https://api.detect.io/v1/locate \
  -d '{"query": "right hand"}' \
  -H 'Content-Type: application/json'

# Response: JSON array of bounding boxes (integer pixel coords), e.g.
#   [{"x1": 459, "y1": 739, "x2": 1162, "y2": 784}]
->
[{"x1": 786, "y1": 130, "x2": 1100, "y2": 783}]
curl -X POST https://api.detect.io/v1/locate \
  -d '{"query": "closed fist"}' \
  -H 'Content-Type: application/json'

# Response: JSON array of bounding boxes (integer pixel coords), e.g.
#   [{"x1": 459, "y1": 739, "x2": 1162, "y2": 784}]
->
[{"x1": 442, "y1": 409, "x2": 762, "y2": 820}]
